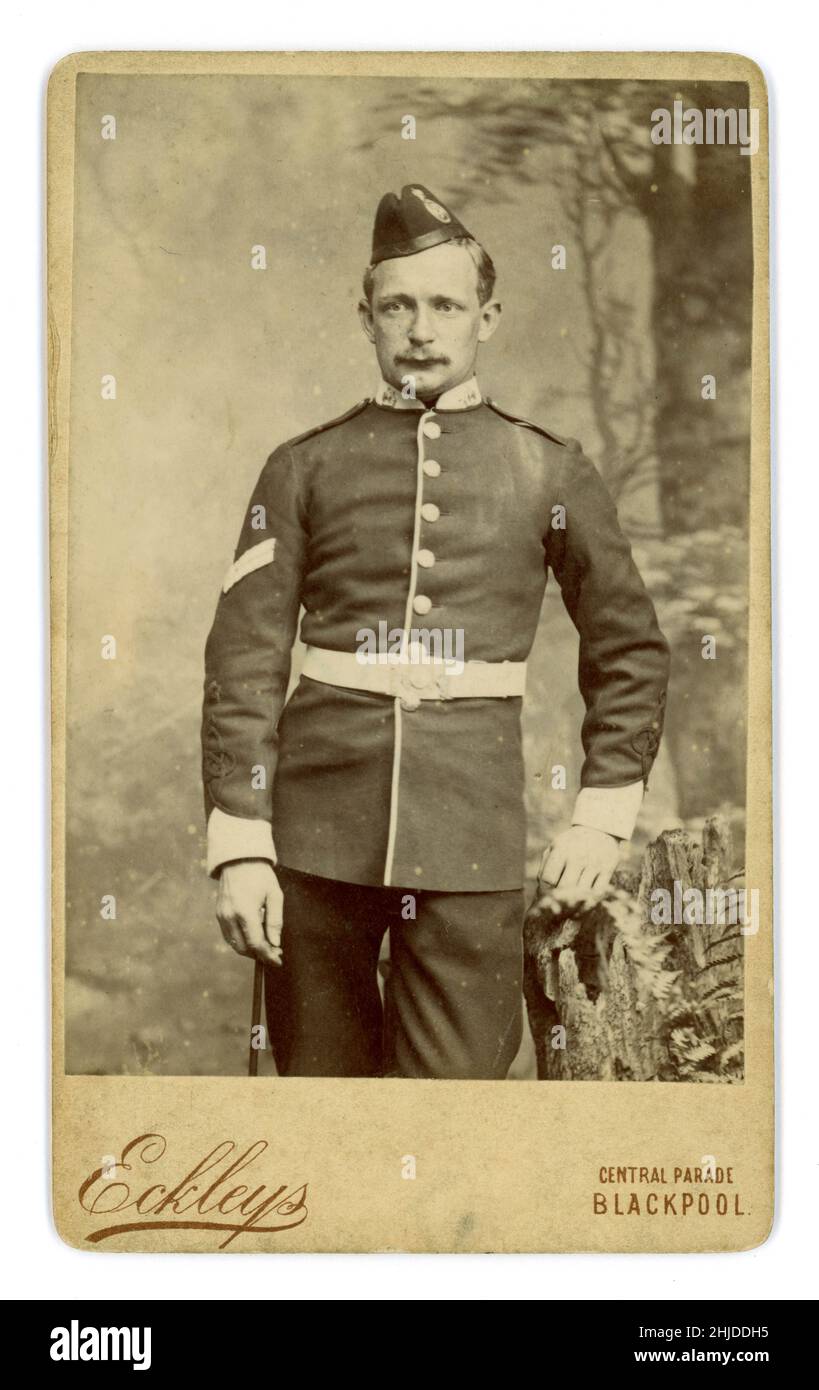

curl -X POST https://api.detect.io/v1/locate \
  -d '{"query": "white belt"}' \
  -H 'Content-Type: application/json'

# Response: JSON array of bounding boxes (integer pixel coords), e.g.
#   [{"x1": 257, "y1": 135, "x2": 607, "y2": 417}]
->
[{"x1": 301, "y1": 645, "x2": 527, "y2": 703}]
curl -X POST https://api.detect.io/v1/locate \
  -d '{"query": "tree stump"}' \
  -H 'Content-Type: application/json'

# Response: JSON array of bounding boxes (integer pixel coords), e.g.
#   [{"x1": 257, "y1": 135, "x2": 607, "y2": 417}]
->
[{"x1": 523, "y1": 817, "x2": 745, "y2": 1081}]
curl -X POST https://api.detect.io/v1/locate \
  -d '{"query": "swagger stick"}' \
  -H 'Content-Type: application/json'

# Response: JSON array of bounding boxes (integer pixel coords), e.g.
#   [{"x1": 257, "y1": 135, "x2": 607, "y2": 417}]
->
[{"x1": 248, "y1": 959, "x2": 264, "y2": 1077}]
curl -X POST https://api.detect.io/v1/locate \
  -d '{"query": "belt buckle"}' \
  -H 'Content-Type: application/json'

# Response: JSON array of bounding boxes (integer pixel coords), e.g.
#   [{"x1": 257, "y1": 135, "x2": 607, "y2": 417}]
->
[{"x1": 393, "y1": 661, "x2": 451, "y2": 710}]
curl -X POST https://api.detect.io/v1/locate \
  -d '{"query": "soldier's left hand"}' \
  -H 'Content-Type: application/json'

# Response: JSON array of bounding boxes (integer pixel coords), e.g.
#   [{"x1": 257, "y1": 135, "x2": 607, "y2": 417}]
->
[{"x1": 537, "y1": 825, "x2": 622, "y2": 909}]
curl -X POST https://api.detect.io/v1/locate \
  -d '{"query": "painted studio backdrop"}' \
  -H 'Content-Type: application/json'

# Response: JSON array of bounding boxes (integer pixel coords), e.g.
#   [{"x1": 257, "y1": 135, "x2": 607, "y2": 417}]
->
[{"x1": 64, "y1": 75, "x2": 753, "y2": 1076}]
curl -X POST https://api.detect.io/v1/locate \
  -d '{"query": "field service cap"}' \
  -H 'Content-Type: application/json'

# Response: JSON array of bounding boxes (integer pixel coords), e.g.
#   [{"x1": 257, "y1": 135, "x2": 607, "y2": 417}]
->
[{"x1": 371, "y1": 183, "x2": 472, "y2": 264}]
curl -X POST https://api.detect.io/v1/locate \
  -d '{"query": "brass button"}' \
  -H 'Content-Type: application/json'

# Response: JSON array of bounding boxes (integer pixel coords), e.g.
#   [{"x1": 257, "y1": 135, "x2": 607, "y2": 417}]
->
[
  {"x1": 417, "y1": 549, "x2": 435, "y2": 568},
  {"x1": 421, "y1": 502, "x2": 440, "y2": 521},
  {"x1": 423, "y1": 459, "x2": 441, "y2": 478},
  {"x1": 422, "y1": 421, "x2": 441, "y2": 439},
  {"x1": 413, "y1": 594, "x2": 432, "y2": 615},
  {"x1": 400, "y1": 693, "x2": 421, "y2": 712}
]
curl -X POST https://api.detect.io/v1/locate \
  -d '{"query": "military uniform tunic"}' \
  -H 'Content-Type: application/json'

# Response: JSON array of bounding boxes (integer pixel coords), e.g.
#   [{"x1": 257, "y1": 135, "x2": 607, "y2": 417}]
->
[{"x1": 201, "y1": 378, "x2": 670, "y2": 893}]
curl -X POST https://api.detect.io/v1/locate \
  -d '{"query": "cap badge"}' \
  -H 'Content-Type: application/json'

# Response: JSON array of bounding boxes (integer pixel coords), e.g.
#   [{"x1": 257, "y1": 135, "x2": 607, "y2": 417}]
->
[{"x1": 409, "y1": 187, "x2": 451, "y2": 223}]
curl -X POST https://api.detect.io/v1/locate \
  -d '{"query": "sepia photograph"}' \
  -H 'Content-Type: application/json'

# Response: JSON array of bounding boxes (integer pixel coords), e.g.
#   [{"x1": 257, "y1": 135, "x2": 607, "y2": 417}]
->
[
  {"x1": 60, "y1": 68, "x2": 759, "y2": 1085},
  {"x1": 41, "y1": 40, "x2": 777, "y2": 1259}
]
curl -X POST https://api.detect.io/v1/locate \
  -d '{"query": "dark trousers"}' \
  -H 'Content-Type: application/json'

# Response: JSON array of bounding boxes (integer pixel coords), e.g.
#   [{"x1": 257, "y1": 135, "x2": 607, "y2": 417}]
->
[{"x1": 263, "y1": 866, "x2": 525, "y2": 1079}]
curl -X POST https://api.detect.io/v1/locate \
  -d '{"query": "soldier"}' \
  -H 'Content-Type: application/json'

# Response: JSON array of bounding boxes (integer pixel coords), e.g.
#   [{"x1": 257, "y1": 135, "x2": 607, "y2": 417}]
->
[{"x1": 201, "y1": 183, "x2": 670, "y2": 1080}]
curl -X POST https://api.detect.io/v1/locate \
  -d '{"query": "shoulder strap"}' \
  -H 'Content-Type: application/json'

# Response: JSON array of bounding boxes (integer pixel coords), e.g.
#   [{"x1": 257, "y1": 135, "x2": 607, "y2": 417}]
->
[
  {"x1": 286, "y1": 398, "x2": 370, "y2": 448},
  {"x1": 484, "y1": 399, "x2": 579, "y2": 449}
]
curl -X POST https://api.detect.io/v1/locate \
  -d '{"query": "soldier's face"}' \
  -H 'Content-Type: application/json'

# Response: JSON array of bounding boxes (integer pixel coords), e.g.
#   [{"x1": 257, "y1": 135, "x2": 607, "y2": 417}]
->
[{"x1": 359, "y1": 242, "x2": 501, "y2": 399}]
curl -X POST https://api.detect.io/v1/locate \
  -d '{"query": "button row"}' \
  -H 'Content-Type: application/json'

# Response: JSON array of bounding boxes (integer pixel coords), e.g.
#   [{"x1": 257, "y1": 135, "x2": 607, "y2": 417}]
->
[{"x1": 412, "y1": 423, "x2": 441, "y2": 619}]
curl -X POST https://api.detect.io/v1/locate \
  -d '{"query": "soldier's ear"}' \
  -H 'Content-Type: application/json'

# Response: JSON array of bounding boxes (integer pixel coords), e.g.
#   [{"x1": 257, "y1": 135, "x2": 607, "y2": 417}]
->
[
  {"x1": 477, "y1": 298, "x2": 502, "y2": 344},
  {"x1": 358, "y1": 297, "x2": 376, "y2": 343}
]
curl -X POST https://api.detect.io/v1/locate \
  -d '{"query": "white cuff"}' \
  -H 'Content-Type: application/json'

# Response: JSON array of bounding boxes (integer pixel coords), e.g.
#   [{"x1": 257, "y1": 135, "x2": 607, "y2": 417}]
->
[
  {"x1": 570, "y1": 781, "x2": 644, "y2": 842},
  {"x1": 206, "y1": 807, "x2": 277, "y2": 877}
]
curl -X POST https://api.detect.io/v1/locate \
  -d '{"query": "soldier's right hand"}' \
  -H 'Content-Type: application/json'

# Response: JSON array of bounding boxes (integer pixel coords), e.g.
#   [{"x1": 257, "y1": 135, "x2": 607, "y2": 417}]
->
[{"x1": 216, "y1": 860, "x2": 284, "y2": 966}]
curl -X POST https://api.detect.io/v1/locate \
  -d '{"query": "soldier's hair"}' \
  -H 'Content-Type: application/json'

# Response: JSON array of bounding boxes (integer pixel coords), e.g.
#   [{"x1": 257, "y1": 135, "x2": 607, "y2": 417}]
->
[{"x1": 362, "y1": 237, "x2": 497, "y2": 307}]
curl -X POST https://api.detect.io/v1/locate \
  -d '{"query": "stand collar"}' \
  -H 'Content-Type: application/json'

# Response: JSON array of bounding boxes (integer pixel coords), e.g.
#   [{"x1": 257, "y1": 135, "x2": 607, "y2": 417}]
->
[{"x1": 374, "y1": 376, "x2": 482, "y2": 411}]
